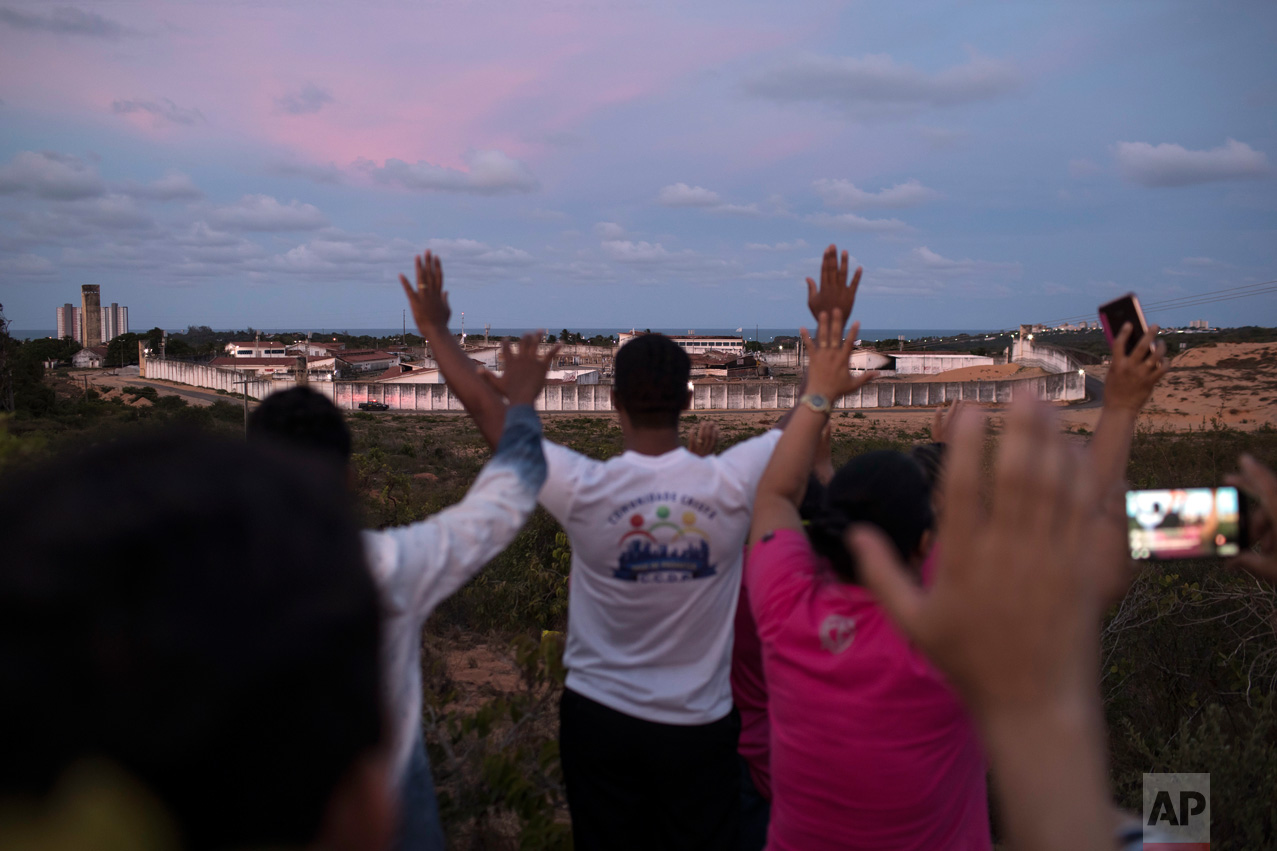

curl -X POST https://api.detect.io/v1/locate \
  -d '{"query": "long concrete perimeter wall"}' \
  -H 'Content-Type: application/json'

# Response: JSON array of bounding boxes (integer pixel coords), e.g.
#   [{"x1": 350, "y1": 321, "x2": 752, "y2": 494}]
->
[
  {"x1": 1011, "y1": 338, "x2": 1083, "y2": 374},
  {"x1": 144, "y1": 357, "x2": 1084, "y2": 411}
]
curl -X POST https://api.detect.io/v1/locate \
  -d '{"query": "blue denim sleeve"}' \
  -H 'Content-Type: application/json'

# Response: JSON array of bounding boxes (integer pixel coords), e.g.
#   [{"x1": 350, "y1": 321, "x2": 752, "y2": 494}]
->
[{"x1": 493, "y1": 403, "x2": 547, "y2": 492}]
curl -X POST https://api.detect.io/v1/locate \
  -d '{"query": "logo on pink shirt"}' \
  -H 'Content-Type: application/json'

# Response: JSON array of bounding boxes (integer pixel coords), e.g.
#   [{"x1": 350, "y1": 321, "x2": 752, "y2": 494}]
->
[{"x1": 819, "y1": 613, "x2": 857, "y2": 654}]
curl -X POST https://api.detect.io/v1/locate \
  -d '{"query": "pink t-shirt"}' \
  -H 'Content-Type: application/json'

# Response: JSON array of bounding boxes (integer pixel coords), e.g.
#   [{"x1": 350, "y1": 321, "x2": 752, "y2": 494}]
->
[
  {"x1": 747, "y1": 529, "x2": 991, "y2": 851},
  {"x1": 731, "y1": 578, "x2": 771, "y2": 800}
]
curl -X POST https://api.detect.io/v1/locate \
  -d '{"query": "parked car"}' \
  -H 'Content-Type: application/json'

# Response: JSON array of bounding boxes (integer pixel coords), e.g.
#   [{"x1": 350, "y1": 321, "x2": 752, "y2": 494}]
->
[{"x1": 358, "y1": 401, "x2": 389, "y2": 411}]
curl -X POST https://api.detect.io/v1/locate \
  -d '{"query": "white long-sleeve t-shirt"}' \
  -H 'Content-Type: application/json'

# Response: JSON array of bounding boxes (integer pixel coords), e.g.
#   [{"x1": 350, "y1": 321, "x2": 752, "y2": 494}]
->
[{"x1": 362, "y1": 405, "x2": 546, "y2": 781}]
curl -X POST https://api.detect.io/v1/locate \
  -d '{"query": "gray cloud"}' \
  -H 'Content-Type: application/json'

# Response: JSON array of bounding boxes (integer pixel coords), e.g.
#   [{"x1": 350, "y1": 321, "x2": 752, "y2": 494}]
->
[
  {"x1": 65, "y1": 194, "x2": 155, "y2": 230},
  {"x1": 745, "y1": 239, "x2": 808, "y2": 251},
  {"x1": 658, "y1": 182, "x2": 722, "y2": 207},
  {"x1": 119, "y1": 172, "x2": 203, "y2": 201},
  {"x1": 274, "y1": 83, "x2": 334, "y2": 116},
  {"x1": 0, "y1": 150, "x2": 105, "y2": 199},
  {"x1": 908, "y1": 246, "x2": 1021, "y2": 275},
  {"x1": 252, "y1": 231, "x2": 419, "y2": 279},
  {"x1": 1114, "y1": 139, "x2": 1270, "y2": 187},
  {"x1": 600, "y1": 240, "x2": 737, "y2": 274},
  {"x1": 657, "y1": 182, "x2": 760, "y2": 215},
  {"x1": 805, "y1": 212, "x2": 910, "y2": 233},
  {"x1": 745, "y1": 52, "x2": 1022, "y2": 115},
  {"x1": 593, "y1": 222, "x2": 626, "y2": 239},
  {"x1": 813, "y1": 178, "x2": 939, "y2": 209},
  {"x1": 358, "y1": 149, "x2": 538, "y2": 195},
  {"x1": 112, "y1": 98, "x2": 205, "y2": 126},
  {"x1": 424, "y1": 237, "x2": 535, "y2": 267},
  {"x1": 0, "y1": 6, "x2": 134, "y2": 38},
  {"x1": 209, "y1": 195, "x2": 328, "y2": 231},
  {"x1": 0, "y1": 252, "x2": 55, "y2": 276}
]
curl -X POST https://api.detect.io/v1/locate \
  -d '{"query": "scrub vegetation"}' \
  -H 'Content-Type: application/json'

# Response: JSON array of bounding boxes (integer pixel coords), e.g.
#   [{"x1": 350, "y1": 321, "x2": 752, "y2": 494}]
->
[{"x1": 1, "y1": 355, "x2": 1274, "y2": 848}]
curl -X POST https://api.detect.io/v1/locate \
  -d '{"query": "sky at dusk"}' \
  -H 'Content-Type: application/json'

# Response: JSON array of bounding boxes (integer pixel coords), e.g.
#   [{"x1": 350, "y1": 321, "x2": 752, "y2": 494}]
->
[{"x1": 1, "y1": 0, "x2": 1274, "y2": 334}]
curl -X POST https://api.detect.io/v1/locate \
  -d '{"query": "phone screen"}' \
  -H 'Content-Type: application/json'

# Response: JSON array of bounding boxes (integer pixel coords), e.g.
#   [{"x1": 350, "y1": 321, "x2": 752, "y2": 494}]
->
[
  {"x1": 1126, "y1": 486, "x2": 1245, "y2": 560},
  {"x1": 1098, "y1": 294, "x2": 1147, "y2": 355}
]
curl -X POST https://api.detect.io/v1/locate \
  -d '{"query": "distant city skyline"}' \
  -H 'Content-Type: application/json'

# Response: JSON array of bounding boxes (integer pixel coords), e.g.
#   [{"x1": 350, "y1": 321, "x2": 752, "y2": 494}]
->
[{"x1": 1, "y1": 1, "x2": 1274, "y2": 332}]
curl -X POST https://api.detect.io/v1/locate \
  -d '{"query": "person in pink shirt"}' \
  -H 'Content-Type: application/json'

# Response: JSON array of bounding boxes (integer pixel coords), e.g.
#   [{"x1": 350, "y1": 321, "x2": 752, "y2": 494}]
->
[{"x1": 746, "y1": 308, "x2": 992, "y2": 851}]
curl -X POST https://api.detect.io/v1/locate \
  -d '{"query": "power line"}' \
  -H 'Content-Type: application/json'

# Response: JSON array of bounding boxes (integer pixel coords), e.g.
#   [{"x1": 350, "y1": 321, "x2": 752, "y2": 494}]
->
[
  {"x1": 869, "y1": 278, "x2": 1276, "y2": 355},
  {"x1": 1044, "y1": 279, "x2": 1277, "y2": 327}
]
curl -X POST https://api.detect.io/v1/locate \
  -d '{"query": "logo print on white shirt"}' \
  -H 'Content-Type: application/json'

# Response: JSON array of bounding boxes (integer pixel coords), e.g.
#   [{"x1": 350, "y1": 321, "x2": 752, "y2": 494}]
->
[
  {"x1": 819, "y1": 614, "x2": 857, "y2": 654},
  {"x1": 612, "y1": 503, "x2": 716, "y2": 582}
]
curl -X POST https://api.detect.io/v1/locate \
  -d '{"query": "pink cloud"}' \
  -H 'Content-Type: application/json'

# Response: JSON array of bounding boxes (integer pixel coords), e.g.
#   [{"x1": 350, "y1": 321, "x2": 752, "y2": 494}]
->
[{"x1": 0, "y1": 1, "x2": 798, "y2": 178}]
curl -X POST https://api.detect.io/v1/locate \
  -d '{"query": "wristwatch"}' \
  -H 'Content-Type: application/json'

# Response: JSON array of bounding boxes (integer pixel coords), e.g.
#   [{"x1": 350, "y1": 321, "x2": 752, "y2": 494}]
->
[{"x1": 799, "y1": 393, "x2": 832, "y2": 415}]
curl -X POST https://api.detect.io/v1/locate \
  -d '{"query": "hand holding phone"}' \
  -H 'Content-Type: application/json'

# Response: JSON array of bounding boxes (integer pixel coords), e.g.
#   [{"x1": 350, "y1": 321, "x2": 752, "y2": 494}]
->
[
  {"x1": 1126, "y1": 486, "x2": 1248, "y2": 560},
  {"x1": 1099, "y1": 294, "x2": 1148, "y2": 356},
  {"x1": 1226, "y1": 455, "x2": 1277, "y2": 583}
]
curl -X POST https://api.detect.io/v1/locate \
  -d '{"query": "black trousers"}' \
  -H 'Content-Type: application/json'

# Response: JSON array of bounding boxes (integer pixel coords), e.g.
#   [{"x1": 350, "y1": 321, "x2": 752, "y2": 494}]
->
[{"x1": 559, "y1": 687, "x2": 741, "y2": 851}]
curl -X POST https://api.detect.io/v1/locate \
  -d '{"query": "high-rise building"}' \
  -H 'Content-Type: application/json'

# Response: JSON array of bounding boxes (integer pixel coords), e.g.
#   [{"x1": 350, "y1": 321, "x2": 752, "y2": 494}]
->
[
  {"x1": 81, "y1": 285, "x2": 102, "y2": 347},
  {"x1": 101, "y1": 303, "x2": 129, "y2": 342},
  {"x1": 55, "y1": 303, "x2": 82, "y2": 343}
]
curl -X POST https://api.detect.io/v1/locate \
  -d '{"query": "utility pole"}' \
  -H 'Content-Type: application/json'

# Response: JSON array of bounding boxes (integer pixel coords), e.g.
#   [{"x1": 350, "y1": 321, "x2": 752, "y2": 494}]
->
[{"x1": 232, "y1": 373, "x2": 250, "y2": 437}]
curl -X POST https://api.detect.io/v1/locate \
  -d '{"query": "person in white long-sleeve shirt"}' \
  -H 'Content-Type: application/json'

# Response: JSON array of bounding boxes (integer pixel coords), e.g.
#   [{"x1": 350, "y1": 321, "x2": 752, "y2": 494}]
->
[{"x1": 248, "y1": 338, "x2": 555, "y2": 850}]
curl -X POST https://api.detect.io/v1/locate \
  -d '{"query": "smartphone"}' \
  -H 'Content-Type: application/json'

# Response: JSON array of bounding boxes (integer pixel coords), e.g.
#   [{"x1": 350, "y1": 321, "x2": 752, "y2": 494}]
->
[
  {"x1": 1126, "y1": 486, "x2": 1249, "y2": 560},
  {"x1": 1098, "y1": 293, "x2": 1148, "y2": 355}
]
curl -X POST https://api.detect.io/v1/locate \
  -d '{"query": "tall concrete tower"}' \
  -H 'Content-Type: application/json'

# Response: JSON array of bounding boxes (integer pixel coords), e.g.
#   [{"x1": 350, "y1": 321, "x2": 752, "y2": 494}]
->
[{"x1": 81, "y1": 285, "x2": 102, "y2": 347}]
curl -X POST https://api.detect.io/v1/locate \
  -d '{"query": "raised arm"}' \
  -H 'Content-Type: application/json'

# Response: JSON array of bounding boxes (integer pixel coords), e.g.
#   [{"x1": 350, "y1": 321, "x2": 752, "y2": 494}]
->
[
  {"x1": 1090, "y1": 322, "x2": 1168, "y2": 489},
  {"x1": 400, "y1": 250, "x2": 506, "y2": 447},
  {"x1": 806, "y1": 244, "x2": 862, "y2": 335},
  {"x1": 849, "y1": 402, "x2": 1123, "y2": 851},
  {"x1": 749, "y1": 312, "x2": 873, "y2": 547},
  {"x1": 479, "y1": 333, "x2": 560, "y2": 408}
]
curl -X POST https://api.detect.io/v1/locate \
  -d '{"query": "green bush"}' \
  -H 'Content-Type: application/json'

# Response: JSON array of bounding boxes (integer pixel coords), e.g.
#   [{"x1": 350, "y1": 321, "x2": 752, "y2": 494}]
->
[
  {"x1": 1112, "y1": 696, "x2": 1277, "y2": 849},
  {"x1": 433, "y1": 511, "x2": 571, "y2": 634},
  {"x1": 424, "y1": 633, "x2": 571, "y2": 850},
  {"x1": 122, "y1": 385, "x2": 160, "y2": 403}
]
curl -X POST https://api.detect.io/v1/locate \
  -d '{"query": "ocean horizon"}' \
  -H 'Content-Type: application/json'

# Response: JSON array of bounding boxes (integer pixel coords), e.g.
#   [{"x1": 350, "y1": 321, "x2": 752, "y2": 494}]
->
[{"x1": 12, "y1": 326, "x2": 1010, "y2": 344}]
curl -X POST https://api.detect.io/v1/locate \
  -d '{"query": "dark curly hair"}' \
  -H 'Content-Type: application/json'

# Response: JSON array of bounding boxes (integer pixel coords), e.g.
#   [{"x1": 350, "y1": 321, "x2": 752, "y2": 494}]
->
[
  {"x1": 614, "y1": 333, "x2": 691, "y2": 429},
  {"x1": 806, "y1": 450, "x2": 934, "y2": 583}
]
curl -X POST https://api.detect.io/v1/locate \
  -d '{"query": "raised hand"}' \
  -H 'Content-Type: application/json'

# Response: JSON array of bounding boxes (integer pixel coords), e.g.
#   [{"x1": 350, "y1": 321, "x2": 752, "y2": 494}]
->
[
  {"x1": 1226, "y1": 454, "x2": 1277, "y2": 583},
  {"x1": 931, "y1": 400, "x2": 966, "y2": 444},
  {"x1": 1104, "y1": 323, "x2": 1169, "y2": 413},
  {"x1": 847, "y1": 401, "x2": 1122, "y2": 851},
  {"x1": 399, "y1": 250, "x2": 451, "y2": 338},
  {"x1": 688, "y1": 421, "x2": 720, "y2": 457},
  {"x1": 801, "y1": 311, "x2": 875, "y2": 402},
  {"x1": 479, "y1": 333, "x2": 560, "y2": 407},
  {"x1": 806, "y1": 244, "x2": 862, "y2": 333}
]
